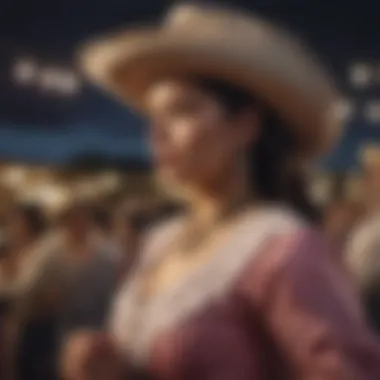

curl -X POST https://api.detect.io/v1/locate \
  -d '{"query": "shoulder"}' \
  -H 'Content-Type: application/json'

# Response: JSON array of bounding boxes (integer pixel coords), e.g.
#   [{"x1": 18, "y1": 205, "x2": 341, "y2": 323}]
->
[
  {"x1": 240, "y1": 221, "x2": 341, "y2": 302},
  {"x1": 236, "y1": 206, "x2": 308, "y2": 262},
  {"x1": 263, "y1": 227, "x2": 336, "y2": 277},
  {"x1": 145, "y1": 216, "x2": 183, "y2": 244},
  {"x1": 250, "y1": 227, "x2": 365, "y2": 322},
  {"x1": 249, "y1": 206, "x2": 306, "y2": 235}
]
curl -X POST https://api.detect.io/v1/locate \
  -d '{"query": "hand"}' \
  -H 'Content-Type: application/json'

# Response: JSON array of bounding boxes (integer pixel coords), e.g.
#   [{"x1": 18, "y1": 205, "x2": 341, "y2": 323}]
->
[{"x1": 61, "y1": 330, "x2": 126, "y2": 380}]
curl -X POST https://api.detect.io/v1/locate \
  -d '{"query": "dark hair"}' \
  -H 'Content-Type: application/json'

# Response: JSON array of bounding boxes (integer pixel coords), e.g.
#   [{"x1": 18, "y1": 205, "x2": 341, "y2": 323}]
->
[
  {"x1": 13, "y1": 202, "x2": 48, "y2": 237},
  {"x1": 117, "y1": 201, "x2": 153, "y2": 234},
  {"x1": 60, "y1": 200, "x2": 109, "y2": 228},
  {"x1": 194, "y1": 77, "x2": 320, "y2": 223},
  {"x1": 92, "y1": 206, "x2": 112, "y2": 233},
  {"x1": 153, "y1": 201, "x2": 184, "y2": 222}
]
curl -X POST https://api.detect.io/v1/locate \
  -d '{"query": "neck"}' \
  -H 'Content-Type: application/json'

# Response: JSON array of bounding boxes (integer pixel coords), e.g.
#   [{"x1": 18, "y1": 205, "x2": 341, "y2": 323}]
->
[{"x1": 186, "y1": 170, "x2": 251, "y2": 227}]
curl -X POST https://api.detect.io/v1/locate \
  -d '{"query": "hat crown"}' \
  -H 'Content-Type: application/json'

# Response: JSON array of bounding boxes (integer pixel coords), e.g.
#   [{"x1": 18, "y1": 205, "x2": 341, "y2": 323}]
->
[
  {"x1": 164, "y1": 3, "x2": 201, "y2": 28},
  {"x1": 164, "y1": 3, "x2": 264, "y2": 37},
  {"x1": 163, "y1": 3, "x2": 312, "y2": 65}
]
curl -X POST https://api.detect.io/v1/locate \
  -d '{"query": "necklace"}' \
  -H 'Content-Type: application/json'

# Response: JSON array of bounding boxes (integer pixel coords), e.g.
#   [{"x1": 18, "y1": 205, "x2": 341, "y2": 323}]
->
[
  {"x1": 118, "y1": 199, "x2": 257, "y2": 363},
  {"x1": 172, "y1": 197, "x2": 253, "y2": 254}
]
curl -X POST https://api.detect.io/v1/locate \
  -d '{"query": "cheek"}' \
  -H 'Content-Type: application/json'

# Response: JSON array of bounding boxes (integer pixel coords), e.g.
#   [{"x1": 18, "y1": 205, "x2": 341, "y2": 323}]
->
[
  {"x1": 153, "y1": 110, "x2": 237, "y2": 184},
  {"x1": 185, "y1": 127, "x2": 236, "y2": 181},
  {"x1": 186, "y1": 111, "x2": 229, "y2": 157},
  {"x1": 170, "y1": 120, "x2": 199, "y2": 151},
  {"x1": 174, "y1": 105, "x2": 223, "y2": 152}
]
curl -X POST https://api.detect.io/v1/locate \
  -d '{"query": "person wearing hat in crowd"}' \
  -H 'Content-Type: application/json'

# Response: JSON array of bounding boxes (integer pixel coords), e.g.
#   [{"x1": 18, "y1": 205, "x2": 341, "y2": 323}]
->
[
  {"x1": 347, "y1": 145, "x2": 380, "y2": 333},
  {"x1": 62, "y1": 2, "x2": 380, "y2": 380},
  {"x1": 0, "y1": 203, "x2": 56, "y2": 380},
  {"x1": 112, "y1": 199, "x2": 153, "y2": 284}
]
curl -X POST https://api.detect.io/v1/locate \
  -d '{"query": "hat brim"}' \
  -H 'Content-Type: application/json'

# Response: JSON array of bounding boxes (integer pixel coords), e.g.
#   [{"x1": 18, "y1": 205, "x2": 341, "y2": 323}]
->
[{"x1": 79, "y1": 27, "x2": 343, "y2": 157}]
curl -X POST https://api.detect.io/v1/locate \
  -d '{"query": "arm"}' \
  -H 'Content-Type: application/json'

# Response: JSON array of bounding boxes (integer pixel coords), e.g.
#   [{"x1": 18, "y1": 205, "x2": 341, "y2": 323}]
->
[{"x1": 249, "y1": 230, "x2": 380, "y2": 380}]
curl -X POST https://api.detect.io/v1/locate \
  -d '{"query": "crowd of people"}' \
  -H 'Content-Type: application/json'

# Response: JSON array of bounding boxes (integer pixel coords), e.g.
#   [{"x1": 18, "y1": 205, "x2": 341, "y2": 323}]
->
[
  {"x1": 0, "y1": 196, "x2": 177, "y2": 380},
  {"x1": 0, "y1": 157, "x2": 380, "y2": 379}
]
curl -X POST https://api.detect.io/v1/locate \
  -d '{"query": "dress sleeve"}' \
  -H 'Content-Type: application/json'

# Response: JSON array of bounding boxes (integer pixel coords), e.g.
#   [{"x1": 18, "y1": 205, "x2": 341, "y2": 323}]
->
[{"x1": 246, "y1": 229, "x2": 380, "y2": 380}]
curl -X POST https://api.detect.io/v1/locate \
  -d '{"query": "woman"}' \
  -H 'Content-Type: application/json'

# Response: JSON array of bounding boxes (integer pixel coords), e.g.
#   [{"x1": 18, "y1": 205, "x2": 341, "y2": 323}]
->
[{"x1": 62, "y1": 3, "x2": 380, "y2": 380}]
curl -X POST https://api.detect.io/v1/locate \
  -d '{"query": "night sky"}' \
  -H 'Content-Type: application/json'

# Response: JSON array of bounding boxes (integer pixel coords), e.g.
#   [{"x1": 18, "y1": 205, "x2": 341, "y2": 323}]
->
[{"x1": 0, "y1": 0, "x2": 379, "y2": 168}]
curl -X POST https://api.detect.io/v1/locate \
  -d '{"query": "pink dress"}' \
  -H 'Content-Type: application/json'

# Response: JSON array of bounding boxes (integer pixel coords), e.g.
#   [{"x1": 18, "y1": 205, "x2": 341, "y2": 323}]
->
[{"x1": 110, "y1": 207, "x2": 380, "y2": 380}]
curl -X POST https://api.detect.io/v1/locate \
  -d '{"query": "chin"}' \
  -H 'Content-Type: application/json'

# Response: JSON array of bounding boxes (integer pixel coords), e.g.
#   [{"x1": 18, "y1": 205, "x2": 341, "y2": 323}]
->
[
  {"x1": 158, "y1": 166, "x2": 185, "y2": 183},
  {"x1": 154, "y1": 171, "x2": 193, "y2": 200}
]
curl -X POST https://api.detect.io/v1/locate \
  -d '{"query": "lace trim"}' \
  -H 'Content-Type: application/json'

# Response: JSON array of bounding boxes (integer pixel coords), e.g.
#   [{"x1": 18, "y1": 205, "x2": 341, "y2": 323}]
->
[{"x1": 110, "y1": 206, "x2": 304, "y2": 363}]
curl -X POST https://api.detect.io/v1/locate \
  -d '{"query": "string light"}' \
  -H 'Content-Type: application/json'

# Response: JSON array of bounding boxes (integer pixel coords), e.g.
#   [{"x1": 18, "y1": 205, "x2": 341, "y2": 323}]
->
[
  {"x1": 39, "y1": 68, "x2": 80, "y2": 95},
  {"x1": 349, "y1": 62, "x2": 373, "y2": 88},
  {"x1": 365, "y1": 100, "x2": 380, "y2": 123},
  {"x1": 13, "y1": 58, "x2": 37, "y2": 85},
  {"x1": 11, "y1": 57, "x2": 81, "y2": 96}
]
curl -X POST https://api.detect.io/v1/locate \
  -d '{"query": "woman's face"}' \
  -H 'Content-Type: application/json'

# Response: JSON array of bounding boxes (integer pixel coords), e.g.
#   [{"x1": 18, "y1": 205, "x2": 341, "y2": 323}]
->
[{"x1": 145, "y1": 79, "x2": 257, "y2": 191}]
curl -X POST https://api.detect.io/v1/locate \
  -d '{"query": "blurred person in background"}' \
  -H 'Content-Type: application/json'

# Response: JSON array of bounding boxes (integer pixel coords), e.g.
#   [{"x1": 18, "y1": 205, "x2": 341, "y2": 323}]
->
[
  {"x1": 0, "y1": 203, "x2": 60, "y2": 380},
  {"x1": 0, "y1": 199, "x2": 120, "y2": 380},
  {"x1": 56, "y1": 200, "x2": 119, "y2": 337},
  {"x1": 324, "y1": 198, "x2": 364, "y2": 255},
  {"x1": 113, "y1": 200, "x2": 152, "y2": 283},
  {"x1": 62, "y1": 3, "x2": 380, "y2": 380},
  {"x1": 347, "y1": 146, "x2": 380, "y2": 332},
  {"x1": 92, "y1": 204, "x2": 114, "y2": 250}
]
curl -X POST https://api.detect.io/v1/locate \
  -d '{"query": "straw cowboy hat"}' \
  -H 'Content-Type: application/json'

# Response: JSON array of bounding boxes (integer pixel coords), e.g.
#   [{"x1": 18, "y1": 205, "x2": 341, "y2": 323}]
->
[{"x1": 79, "y1": 2, "x2": 345, "y2": 157}]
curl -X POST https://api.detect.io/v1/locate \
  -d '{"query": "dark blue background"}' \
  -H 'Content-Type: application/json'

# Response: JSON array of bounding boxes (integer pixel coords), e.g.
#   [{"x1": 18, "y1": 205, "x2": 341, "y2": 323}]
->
[{"x1": 0, "y1": 0, "x2": 378, "y2": 169}]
